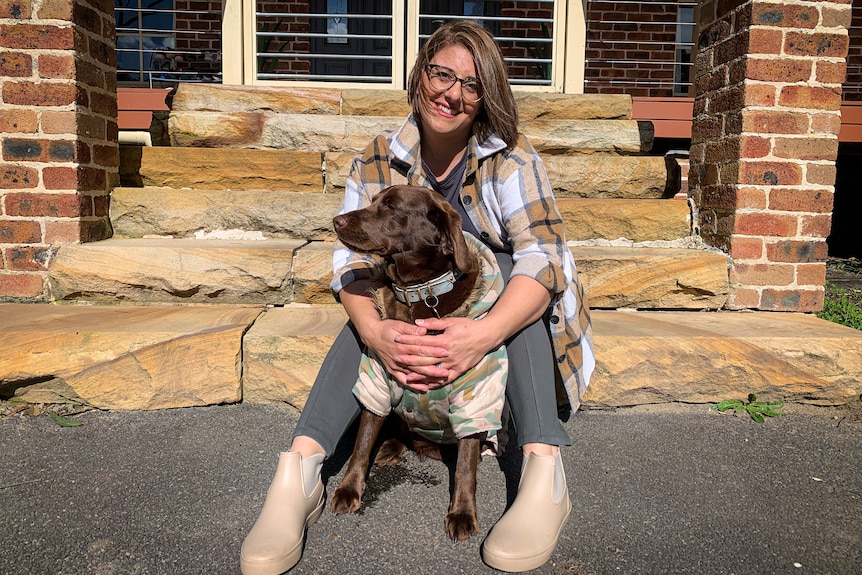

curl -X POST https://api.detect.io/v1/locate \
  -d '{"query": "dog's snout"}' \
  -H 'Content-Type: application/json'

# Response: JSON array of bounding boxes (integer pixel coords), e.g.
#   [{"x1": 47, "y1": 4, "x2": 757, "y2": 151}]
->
[{"x1": 333, "y1": 214, "x2": 347, "y2": 230}]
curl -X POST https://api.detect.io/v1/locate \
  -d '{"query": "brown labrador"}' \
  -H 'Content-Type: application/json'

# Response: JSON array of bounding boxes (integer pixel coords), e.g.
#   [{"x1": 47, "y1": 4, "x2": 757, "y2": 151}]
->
[{"x1": 329, "y1": 185, "x2": 502, "y2": 542}]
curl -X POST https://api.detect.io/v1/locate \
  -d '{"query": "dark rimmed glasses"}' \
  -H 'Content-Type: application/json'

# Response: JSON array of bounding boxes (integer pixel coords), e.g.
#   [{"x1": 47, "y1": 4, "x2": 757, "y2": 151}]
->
[{"x1": 425, "y1": 64, "x2": 483, "y2": 102}]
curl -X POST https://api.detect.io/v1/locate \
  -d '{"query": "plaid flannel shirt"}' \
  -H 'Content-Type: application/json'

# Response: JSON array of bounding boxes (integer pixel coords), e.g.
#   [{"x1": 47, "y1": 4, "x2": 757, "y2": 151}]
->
[{"x1": 331, "y1": 115, "x2": 595, "y2": 410}]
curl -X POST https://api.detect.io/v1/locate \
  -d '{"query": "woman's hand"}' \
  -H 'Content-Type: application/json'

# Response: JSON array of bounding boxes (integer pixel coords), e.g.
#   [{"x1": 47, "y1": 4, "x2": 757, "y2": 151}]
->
[
  {"x1": 360, "y1": 317, "x2": 448, "y2": 386},
  {"x1": 340, "y1": 280, "x2": 448, "y2": 387},
  {"x1": 397, "y1": 316, "x2": 496, "y2": 391},
  {"x1": 396, "y1": 275, "x2": 553, "y2": 392}
]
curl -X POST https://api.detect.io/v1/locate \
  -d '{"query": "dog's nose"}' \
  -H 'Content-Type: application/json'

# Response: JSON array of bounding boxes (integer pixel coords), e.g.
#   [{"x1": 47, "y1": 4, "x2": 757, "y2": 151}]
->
[{"x1": 333, "y1": 215, "x2": 347, "y2": 229}]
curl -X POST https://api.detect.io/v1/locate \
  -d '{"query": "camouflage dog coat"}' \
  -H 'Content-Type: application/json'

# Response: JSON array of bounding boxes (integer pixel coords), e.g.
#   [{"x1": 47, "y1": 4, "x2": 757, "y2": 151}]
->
[{"x1": 353, "y1": 232, "x2": 508, "y2": 449}]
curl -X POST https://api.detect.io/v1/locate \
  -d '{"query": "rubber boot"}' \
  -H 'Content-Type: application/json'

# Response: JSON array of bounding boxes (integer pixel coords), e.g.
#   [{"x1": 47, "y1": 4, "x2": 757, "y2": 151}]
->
[
  {"x1": 240, "y1": 452, "x2": 325, "y2": 575},
  {"x1": 481, "y1": 452, "x2": 571, "y2": 572}
]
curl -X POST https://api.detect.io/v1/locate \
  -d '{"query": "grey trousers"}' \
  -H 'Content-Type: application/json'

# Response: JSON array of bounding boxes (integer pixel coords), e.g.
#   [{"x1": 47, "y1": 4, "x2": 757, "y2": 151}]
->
[{"x1": 292, "y1": 253, "x2": 571, "y2": 456}]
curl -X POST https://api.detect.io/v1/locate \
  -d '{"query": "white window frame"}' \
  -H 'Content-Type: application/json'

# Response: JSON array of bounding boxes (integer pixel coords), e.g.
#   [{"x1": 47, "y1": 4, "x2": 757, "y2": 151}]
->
[{"x1": 223, "y1": 0, "x2": 582, "y2": 93}]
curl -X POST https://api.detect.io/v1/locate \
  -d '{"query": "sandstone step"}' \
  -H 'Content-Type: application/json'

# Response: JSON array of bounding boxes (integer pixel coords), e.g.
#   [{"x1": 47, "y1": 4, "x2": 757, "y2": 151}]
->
[
  {"x1": 49, "y1": 238, "x2": 304, "y2": 305},
  {"x1": 110, "y1": 187, "x2": 689, "y2": 243},
  {"x1": 136, "y1": 147, "x2": 323, "y2": 191},
  {"x1": 168, "y1": 111, "x2": 651, "y2": 154},
  {"x1": 110, "y1": 187, "x2": 342, "y2": 240},
  {"x1": 128, "y1": 146, "x2": 668, "y2": 198},
  {"x1": 0, "y1": 303, "x2": 263, "y2": 410},
  {"x1": 242, "y1": 306, "x2": 862, "y2": 409},
  {"x1": 292, "y1": 243, "x2": 729, "y2": 310},
  {"x1": 557, "y1": 199, "x2": 691, "y2": 242},
  {"x1": 171, "y1": 83, "x2": 633, "y2": 120},
  {"x1": 48, "y1": 239, "x2": 726, "y2": 309}
]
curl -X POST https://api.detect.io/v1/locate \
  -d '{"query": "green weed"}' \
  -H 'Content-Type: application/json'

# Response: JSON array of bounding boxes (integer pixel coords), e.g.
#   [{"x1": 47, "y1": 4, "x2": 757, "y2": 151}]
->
[
  {"x1": 713, "y1": 394, "x2": 787, "y2": 423},
  {"x1": 818, "y1": 282, "x2": 862, "y2": 331}
]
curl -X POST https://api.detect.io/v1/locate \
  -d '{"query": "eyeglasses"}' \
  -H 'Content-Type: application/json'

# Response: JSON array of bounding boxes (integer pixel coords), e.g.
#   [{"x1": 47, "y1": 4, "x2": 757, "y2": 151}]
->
[{"x1": 425, "y1": 64, "x2": 483, "y2": 102}]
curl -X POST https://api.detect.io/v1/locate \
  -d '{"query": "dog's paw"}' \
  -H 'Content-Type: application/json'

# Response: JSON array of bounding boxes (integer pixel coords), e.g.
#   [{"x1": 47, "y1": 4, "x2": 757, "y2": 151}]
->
[
  {"x1": 330, "y1": 485, "x2": 363, "y2": 515},
  {"x1": 444, "y1": 511, "x2": 479, "y2": 542},
  {"x1": 374, "y1": 438, "x2": 407, "y2": 467},
  {"x1": 413, "y1": 439, "x2": 443, "y2": 462}
]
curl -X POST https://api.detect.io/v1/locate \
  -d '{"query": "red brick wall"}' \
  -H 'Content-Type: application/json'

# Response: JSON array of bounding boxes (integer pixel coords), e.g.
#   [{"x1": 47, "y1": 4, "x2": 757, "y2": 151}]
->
[
  {"x1": 0, "y1": 0, "x2": 117, "y2": 301},
  {"x1": 584, "y1": 0, "x2": 684, "y2": 97},
  {"x1": 689, "y1": 0, "x2": 850, "y2": 312},
  {"x1": 257, "y1": 1, "x2": 311, "y2": 75},
  {"x1": 174, "y1": 0, "x2": 222, "y2": 54}
]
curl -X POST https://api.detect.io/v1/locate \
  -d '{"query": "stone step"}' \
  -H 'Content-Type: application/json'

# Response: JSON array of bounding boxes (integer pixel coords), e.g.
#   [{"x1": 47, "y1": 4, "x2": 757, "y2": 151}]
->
[
  {"x1": 242, "y1": 307, "x2": 862, "y2": 409},
  {"x1": 126, "y1": 146, "x2": 669, "y2": 198},
  {"x1": 168, "y1": 112, "x2": 652, "y2": 155},
  {"x1": 48, "y1": 239, "x2": 727, "y2": 309},
  {"x1": 49, "y1": 238, "x2": 303, "y2": 305},
  {"x1": 132, "y1": 147, "x2": 324, "y2": 191},
  {"x1": 0, "y1": 303, "x2": 263, "y2": 410},
  {"x1": 110, "y1": 187, "x2": 342, "y2": 241},
  {"x1": 5, "y1": 304, "x2": 858, "y2": 412},
  {"x1": 170, "y1": 83, "x2": 634, "y2": 121},
  {"x1": 110, "y1": 187, "x2": 690, "y2": 243}
]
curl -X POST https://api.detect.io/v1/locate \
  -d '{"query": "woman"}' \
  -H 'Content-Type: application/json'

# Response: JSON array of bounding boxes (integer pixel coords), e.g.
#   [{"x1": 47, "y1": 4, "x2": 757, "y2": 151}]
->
[{"x1": 240, "y1": 20, "x2": 595, "y2": 574}]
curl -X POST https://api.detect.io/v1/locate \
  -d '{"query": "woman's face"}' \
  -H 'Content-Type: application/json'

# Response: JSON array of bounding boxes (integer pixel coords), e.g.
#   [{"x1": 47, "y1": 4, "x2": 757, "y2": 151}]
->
[{"x1": 417, "y1": 44, "x2": 483, "y2": 143}]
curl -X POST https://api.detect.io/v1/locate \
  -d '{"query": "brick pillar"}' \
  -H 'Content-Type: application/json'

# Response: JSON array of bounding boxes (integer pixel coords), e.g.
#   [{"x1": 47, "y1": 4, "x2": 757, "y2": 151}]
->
[
  {"x1": 0, "y1": 0, "x2": 117, "y2": 301},
  {"x1": 689, "y1": 0, "x2": 851, "y2": 312}
]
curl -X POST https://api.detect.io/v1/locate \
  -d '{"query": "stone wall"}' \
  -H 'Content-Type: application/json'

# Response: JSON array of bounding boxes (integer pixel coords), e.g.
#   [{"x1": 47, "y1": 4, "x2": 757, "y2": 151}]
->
[
  {"x1": 0, "y1": 0, "x2": 116, "y2": 300},
  {"x1": 689, "y1": 0, "x2": 850, "y2": 312}
]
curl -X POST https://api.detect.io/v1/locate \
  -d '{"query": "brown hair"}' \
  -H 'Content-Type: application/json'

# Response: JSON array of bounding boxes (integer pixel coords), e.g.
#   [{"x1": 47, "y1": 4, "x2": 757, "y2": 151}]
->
[{"x1": 407, "y1": 20, "x2": 519, "y2": 149}]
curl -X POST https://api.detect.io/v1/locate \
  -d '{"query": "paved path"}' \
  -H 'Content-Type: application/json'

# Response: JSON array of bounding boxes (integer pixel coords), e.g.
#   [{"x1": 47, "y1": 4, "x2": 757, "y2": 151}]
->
[{"x1": 1, "y1": 402, "x2": 861, "y2": 575}]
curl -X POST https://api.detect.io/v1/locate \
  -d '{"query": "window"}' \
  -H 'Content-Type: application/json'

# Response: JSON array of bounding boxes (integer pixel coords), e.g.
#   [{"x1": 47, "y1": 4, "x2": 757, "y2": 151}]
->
[
  {"x1": 116, "y1": 0, "x2": 175, "y2": 84},
  {"x1": 674, "y1": 4, "x2": 695, "y2": 96},
  {"x1": 115, "y1": 0, "x2": 223, "y2": 87}
]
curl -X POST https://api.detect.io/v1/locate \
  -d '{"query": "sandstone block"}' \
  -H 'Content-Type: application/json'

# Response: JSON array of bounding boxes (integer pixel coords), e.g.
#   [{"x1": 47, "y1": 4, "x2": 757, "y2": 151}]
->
[
  {"x1": 241, "y1": 308, "x2": 862, "y2": 410},
  {"x1": 243, "y1": 305, "x2": 348, "y2": 406},
  {"x1": 139, "y1": 147, "x2": 323, "y2": 191},
  {"x1": 49, "y1": 238, "x2": 303, "y2": 304},
  {"x1": 572, "y1": 246, "x2": 729, "y2": 309},
  {"x1": 170, "y1": 111, "x2": 652, "y2": 155},
  {"x1": 292, "y1": 242, "x2": 337, "y2": 304},
  {"x1": 111, "y1": 187, "x2": 342, "y2": 240},
  {"x1": 0, "y1": 304, "x2": 262, "y2": 410},
  {"x1": 557, "y1": 198, "x2": 691, "y2": 242},
  {"x1": 515, "y1": 93, "x2": 632, "y2": 120},
  {"x1": 260, "y1": 114, "x2": 402, "y2": 151},
  {"x1": 341, "y1": 89, "x2": 411, "y2": 116},
  {"x1": 583, "y1": 310, "x2": 862, "y2": 407},
  {"x1": 522, "y1": 119, "x2": 652, "y2": 155},
  {"x1": 169, "y1": 111, "x2": 266, "y2": 147},
  {"x1": 171, "y1": 83, "x2": 341, "y2": 114},
  {"x1": 292, "y1": 243, "x2": 729, "y2": 310},
  {"x1": 544, "y1": 155, "x2": 669, "y2": 198}
]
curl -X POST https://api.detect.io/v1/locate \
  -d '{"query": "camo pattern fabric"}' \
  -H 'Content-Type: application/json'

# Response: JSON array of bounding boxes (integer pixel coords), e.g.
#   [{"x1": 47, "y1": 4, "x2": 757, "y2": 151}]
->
[{"x1": 353, "y1": 232, "x2": 508, "y2": 447}]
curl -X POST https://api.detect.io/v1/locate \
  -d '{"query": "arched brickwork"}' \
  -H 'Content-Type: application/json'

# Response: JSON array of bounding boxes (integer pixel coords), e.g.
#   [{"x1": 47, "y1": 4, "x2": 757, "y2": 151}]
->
[
  {"x1": 0, "y1": 0, "x2": 117, "y2": 301},
  {"x1": 689, "y1": 0, "x2": 851, "y2": 311}
]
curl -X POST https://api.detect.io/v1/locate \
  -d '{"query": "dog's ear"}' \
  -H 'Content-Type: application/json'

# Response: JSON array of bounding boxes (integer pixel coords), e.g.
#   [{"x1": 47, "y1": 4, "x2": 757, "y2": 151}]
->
[{"x1": 435, "y1": 200, "x2": 475, "y2": 274}]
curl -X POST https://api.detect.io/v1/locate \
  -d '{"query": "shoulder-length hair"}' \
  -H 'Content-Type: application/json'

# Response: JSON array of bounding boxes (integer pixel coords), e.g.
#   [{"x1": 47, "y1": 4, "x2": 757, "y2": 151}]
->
[{"x1": 407, "y1": 20, "x2": 519, "y2": 149}]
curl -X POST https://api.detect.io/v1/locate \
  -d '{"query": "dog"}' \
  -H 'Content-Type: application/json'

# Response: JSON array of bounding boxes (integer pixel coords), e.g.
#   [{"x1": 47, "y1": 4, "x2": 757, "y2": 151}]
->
[{"x1": 329, "y1": 185, "x2": 508, "y2": 542}]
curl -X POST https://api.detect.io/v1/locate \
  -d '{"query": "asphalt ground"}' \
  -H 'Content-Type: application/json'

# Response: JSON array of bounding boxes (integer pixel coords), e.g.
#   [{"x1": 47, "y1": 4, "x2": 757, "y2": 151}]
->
[{"x1": 1, "y1": 401, "x2": 861, "y2": 575}]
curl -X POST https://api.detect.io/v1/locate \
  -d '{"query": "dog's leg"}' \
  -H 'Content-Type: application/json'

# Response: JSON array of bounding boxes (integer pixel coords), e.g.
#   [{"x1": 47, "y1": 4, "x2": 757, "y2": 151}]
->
[
  {"x1": 444, "y1": 435, "x2": 482, "y2": 541},
  {"x1": 330, "y1": 408, "x2": 386, "y2": 515}
]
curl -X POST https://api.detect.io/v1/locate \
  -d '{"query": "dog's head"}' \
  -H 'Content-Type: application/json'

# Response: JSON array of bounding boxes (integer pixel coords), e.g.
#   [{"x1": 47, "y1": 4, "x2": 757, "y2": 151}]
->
[{"x1": 333, "y1": 185, "x2": 475, "y2": 279}]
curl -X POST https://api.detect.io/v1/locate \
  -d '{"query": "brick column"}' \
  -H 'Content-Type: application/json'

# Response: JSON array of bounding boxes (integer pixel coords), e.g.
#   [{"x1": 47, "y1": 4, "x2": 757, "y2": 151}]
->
[
  {"x1": 0, "y1": 0, "x2": 117, "y2": 301},
  {"x1": 689, "y1": 0, "x2": 850, "y2": 312}
]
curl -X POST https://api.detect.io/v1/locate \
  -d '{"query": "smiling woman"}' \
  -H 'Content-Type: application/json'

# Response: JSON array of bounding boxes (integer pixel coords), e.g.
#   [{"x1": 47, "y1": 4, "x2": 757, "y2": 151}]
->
[{"x1": 241, "y1": 20, "x2": 594, "y2": 575}]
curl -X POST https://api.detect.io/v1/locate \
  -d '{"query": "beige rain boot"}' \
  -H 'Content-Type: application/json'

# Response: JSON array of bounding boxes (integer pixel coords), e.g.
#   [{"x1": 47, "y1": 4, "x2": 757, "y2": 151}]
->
[
  {"x1": 481, "y1": 452, "x2": 571, "y2": 572},
  {"x1": 240, "y1": 451, "x2": 325, "y2": 575}
]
